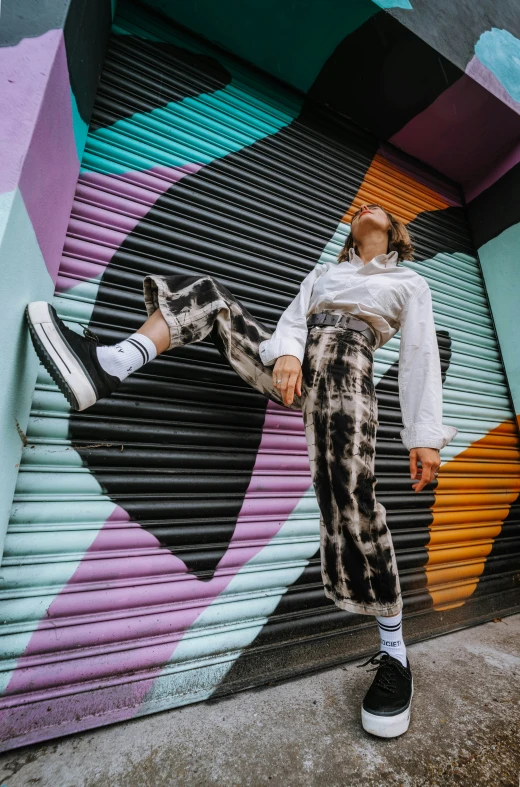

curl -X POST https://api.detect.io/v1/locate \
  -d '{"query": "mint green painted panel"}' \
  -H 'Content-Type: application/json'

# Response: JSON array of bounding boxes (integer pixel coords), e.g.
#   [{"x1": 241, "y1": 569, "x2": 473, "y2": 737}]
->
[{"x1": 478, "y1": 222, "x2": 520, "y2": 419}]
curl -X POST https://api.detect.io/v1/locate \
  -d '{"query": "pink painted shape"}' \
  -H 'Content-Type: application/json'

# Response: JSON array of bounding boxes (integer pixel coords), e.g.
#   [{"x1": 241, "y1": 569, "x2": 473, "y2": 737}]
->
[
  {"x1": 0, "y1": 30, "x2": 81, "y2": 281},
  {"x1": 0, "y1": 402, "x2": 312, "y2": 737},
  {"x1": 390, "y1": 73, "x2": 520, "y2": 186},
  {"x1": 55, "y1": 164, "x2": 202, "y2": 291},
  {"x1": 17, "y1": 35, "x2": 79, "y2": 283},
  {"x1": 0, "y1": 30, "x2": 63, "y2": 194}
]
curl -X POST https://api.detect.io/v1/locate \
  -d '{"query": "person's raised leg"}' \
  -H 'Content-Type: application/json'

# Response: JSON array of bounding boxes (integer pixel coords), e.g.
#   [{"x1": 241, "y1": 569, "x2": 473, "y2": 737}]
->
[
  {"x1": 141, "y1": 272, "x2": 302, "y2": 410},
  {"x1": 25, "y1": 300, "x2": 169, "y2": 411},
  {"x1": 26, "y1": 273, "x2": 301, "y2": 412}
]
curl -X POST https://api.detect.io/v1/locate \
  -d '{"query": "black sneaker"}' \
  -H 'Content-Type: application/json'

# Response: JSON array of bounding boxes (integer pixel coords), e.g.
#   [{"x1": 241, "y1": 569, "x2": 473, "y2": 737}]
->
[
  {"x1": 26, "y1": 301, "x2": 121, "y2": 411},
  {"x1": 357, "y1": 650, "x2": 413, "y2": 738}
]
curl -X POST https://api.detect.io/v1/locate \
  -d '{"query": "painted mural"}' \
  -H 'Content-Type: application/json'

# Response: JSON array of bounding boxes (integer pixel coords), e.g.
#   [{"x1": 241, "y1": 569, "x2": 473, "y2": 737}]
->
[
  {"x1": 142, "y1": 0, "x2": 520, "y2": 422},
  {"x1": 142, "y1": 0, "x2": 520, "y2": 189},
  {"x1": 1, "y1": 0, "x2": 519, "y2": 751}
]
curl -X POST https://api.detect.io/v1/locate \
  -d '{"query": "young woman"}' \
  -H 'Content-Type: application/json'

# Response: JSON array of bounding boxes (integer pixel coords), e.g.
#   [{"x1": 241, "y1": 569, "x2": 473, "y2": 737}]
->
[{"x1": 26, "y1": 202, "x2": 457, "y2": 739}]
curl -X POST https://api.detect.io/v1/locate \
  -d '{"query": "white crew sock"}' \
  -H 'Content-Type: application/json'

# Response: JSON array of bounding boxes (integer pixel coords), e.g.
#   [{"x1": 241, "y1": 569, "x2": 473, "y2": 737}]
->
[
  {"x1": 96, "y1": 333, "x2": 157, "y2": 381},
  {"x1": 375, "y1": 610, "x2": 407, "y2": 668}
]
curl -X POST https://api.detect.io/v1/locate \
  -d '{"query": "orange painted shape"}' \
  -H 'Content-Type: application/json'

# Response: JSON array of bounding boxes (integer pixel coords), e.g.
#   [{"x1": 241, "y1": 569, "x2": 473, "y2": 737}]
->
[
  {"x1": 427, "y1": 561, "x2": 487, "y2": 585},
  {"x1": 427, "y1": 421, "x2": 520, "y2": 611},
  {"x1": 341, "y1": 153, "x2": 453, "y2": 225},
  {"x1": 427, "y1": 525, "x2": 503, "y2": 546}
]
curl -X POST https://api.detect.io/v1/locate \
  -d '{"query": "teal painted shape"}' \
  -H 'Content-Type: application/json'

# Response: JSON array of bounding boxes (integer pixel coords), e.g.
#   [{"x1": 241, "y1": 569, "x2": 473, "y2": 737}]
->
[
  {"x1": 81, "y1": 83, "x2": 302, "y2": 175},
  {"x1": 70, "y1": 89, "x2": 89, "y2": 161},
  {"x1": 475, "y1": 28, "x2": 520, "y2": 104},
  {"x1": 478, "y1": 221, "x2": 520, "y2": 418},
  {"x1": 135, "y1": 0, "x2": 381, "y2": 94},
  {"x1": 373, "y1": 0, "x2": 412, "y2": 7}
]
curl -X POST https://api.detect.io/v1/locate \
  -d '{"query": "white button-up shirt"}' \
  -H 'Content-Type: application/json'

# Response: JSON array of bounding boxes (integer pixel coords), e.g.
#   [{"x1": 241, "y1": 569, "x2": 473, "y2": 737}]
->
[{"x1": 259, "y1": 246, "x2": 458, "y2": 452}]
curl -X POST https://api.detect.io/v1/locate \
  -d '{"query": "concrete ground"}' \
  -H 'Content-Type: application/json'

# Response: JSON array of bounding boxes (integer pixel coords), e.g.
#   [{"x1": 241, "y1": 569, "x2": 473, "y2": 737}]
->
[{"x1": 0, "y1": 614, "x2": 519, "y2": 787}]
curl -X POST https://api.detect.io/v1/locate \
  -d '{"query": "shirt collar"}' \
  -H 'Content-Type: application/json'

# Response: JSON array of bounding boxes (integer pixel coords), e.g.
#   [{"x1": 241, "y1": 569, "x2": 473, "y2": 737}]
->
[{"x1": 347, "y1": 246, "x2": 399, "y2": 269}]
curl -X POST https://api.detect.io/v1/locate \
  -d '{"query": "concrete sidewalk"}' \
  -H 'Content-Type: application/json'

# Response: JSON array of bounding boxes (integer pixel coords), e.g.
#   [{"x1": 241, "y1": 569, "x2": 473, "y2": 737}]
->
[{"x1": 0, "y1": 614, "x2": 519, "y2": 787}]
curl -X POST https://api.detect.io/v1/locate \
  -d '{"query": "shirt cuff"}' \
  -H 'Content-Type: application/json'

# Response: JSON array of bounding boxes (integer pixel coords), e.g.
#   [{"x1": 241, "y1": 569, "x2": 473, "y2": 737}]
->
[
  {"x1": 259, "y1": 336, "x2": 305, "y2": 366},
  {"x1": 400, "y1": 423, "x2": 459, "y2": 451}
]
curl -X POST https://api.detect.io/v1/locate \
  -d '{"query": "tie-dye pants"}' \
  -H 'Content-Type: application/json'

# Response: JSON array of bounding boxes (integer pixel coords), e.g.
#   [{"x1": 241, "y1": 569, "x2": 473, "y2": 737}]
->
[{"x1": 143, "y1": 272, "x2": 403, "y2": 617}]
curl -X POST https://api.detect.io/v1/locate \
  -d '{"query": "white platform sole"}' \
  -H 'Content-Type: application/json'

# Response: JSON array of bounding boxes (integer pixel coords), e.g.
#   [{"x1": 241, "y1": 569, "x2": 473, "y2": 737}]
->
[
  {"x1": 26, "y1": 301, "x2": 98, "y2": 411},
  {"x1": 361, "y1": 678, "x2": 413, "y2": 738}
]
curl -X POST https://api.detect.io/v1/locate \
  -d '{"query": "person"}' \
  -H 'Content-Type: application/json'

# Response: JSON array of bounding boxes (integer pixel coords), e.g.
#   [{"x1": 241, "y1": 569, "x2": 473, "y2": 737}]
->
[{"x1": 26, "y1": 202, "x2": 457, "y2": 739}]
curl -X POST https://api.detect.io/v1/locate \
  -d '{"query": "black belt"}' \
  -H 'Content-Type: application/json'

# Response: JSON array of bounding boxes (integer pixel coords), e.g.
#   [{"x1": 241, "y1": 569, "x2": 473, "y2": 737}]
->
[{"x1": 307, "y1": 311, "x2": 376, "y2": 346}]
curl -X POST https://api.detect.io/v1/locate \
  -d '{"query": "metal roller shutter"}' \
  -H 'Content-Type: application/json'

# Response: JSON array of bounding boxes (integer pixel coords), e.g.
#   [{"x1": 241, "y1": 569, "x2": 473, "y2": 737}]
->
[{"x1": 1, "y1": 0, "x2": 519, "y2": 750}]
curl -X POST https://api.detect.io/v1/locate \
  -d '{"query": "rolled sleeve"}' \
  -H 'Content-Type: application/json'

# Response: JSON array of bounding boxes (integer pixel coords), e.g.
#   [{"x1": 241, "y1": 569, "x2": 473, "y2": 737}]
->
[
  {"x1": 258, "y1": 263, "x2": 326, "y2": 367},
  {"x1": 398, "y1": 281, "x2": 458, "y2": 451}
]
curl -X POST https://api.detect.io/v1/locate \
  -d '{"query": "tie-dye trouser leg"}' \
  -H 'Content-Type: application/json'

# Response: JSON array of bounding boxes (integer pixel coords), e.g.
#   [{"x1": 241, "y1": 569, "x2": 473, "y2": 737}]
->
[
  {"x1": 301, "y1": 324, "x2": 403, "y2": 616},
  {"x1": 143, "y1": 273, "x2": 403, "y2": 617}
]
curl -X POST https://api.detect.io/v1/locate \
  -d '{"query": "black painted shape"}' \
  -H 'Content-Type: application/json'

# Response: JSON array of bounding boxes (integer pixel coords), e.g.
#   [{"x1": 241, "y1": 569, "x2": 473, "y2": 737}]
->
[
  {"x1": 307, "y1": 13, "x2": 463, "y2": 141},
  {"x1": 89, "y1": 34, "x2": 232, "y2": 130},
  {"x1": 69, "y1": 110, "x2": 377, "y2": 580},
  {"x1": 63, "y1": 0, "x2": 113, "y2": 124},
  {"x1": 220, "y1": 328, "x2": 453, "y2": 677},
  {"x1": 467, "y1": 162, "x2": 520, "y2": 248},
  {"x1": 401, "y1": 207, "x2": 474, "y2": 259}
]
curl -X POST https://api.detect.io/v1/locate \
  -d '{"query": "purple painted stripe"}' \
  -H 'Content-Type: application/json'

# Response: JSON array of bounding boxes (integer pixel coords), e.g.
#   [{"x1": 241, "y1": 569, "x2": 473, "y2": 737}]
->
[
  {"x1": 251, "y1": 433, "x2": 308, "y2": 451},
  {"x1": 62, "y1": 237, "x2": 116, "y2": 265},
  {"x1": 390, "y1": 74, "x2": 520, "y2": 186},
  {"x1": 80, "y1": 164, "x2": 202, "y2": 203},
  {"x1": 0, "y1": 31, "x2": 80, "y2": 282},
  {"x1": 56, "y1": 165, "x2": 202, "y2": 291},
  {"x1": 0, "y1": 30, "x2": 63, "y2": 195},
  {"x1": 0, "y1": 403, "x2": 312, "y2": 735}
]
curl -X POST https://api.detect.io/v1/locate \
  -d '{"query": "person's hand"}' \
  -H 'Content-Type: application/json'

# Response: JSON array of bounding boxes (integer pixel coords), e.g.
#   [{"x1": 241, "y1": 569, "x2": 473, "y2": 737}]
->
[
  {"x1": 409, "y1": 447, "x2": 440, "y2": 492},
  {"x1": 273, "y1": 355, "x2": 302, "y2": 406}
]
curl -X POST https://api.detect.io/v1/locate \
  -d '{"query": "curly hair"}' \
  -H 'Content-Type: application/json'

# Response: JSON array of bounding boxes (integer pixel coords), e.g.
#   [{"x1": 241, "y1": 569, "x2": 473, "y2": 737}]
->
[{"x1": 337, "y1": 204, "x2": 415, "y2": 263}]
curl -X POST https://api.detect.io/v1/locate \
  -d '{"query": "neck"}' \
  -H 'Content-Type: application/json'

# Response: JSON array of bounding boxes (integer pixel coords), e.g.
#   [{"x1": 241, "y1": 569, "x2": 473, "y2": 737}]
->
[{"x1": 355, "y1": 236, "x2": 389, "y2": 265}]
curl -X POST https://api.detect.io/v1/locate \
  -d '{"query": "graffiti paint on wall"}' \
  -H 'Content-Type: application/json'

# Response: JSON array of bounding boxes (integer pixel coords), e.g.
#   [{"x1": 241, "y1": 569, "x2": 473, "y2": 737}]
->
[{"x1": 1, "y1": 1, "x2": 518, "y2": 749}]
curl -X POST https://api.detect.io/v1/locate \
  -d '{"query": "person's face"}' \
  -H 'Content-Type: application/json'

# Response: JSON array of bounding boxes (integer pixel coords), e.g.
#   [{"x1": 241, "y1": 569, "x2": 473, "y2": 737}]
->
[{"x1": 350, "y1": 204, "x2": 391, "y2": 242}]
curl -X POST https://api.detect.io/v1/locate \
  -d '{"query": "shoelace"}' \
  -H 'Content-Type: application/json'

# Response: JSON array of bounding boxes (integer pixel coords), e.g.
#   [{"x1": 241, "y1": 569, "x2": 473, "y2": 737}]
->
[
  {"x1": 79, "y1": 323, "x2": 100, "y2": 344},
  {"x1": 356, "y1": 649, "x2": 397, "y2": 693}
]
